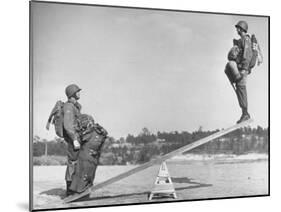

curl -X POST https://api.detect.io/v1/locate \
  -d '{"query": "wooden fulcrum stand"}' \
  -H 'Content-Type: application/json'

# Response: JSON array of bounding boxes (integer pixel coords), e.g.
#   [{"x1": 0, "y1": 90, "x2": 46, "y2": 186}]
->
[{"x1": 148, "y1": 161, "x2": 177, "y2": 200}]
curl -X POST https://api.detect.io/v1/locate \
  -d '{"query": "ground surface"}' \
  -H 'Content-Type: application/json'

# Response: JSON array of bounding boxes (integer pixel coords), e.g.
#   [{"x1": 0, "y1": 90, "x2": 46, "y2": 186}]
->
[{"x1": 32, "y1": 154, "x2": 268, "y2": 210}]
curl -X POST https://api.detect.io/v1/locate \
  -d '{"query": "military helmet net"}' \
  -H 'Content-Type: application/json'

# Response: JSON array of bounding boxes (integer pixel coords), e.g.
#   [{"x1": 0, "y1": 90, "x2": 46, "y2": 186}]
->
[
  {"x1": 65, "y1": 84, "x2": 81, "y2": 98},
  {"x1": 235, "y1": 20, "x2": 248, "y2": 32}
]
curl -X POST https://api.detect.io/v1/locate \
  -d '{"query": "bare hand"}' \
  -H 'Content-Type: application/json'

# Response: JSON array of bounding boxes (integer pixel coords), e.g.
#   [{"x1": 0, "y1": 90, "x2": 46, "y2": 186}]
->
[{"x1": 73, "y1": 140, "x2": 80, "y2": 150}]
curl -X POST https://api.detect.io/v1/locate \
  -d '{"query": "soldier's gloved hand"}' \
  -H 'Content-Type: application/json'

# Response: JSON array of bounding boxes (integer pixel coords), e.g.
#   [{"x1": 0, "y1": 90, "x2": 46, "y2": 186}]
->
[{"x1": 73, "y1": 140, "x2": 81, "y2": 150}]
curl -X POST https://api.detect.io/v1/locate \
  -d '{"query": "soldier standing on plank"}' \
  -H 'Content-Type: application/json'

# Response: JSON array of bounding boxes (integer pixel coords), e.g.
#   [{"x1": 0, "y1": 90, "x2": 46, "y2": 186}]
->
[
  {"x1": 46, "y1": 83, "x2": 108, "y2": 197},
  {"x1": 225, "y1": 21, "x2": 253, "y2": 124},
  {"x1": 63, "y1": 84, "x2": 82, "y2": 196}
]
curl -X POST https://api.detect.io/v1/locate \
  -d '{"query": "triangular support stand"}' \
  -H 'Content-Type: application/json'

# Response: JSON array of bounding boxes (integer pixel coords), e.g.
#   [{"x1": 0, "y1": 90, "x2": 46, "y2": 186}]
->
[{"x1": 148, "y1": 161, "x2": 177, "y2": 200}]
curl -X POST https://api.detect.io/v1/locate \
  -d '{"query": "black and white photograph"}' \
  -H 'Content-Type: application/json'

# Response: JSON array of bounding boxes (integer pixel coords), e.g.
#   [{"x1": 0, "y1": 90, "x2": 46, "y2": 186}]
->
[{"x1": 29, "y1": 1, "x2": 269, "y2": 211}]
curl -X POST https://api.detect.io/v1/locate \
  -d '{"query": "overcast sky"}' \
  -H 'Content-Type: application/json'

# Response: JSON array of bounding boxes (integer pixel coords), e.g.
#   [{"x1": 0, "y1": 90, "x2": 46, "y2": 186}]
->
[{"x1": 31, "y1": 2, "x2": 269, "y2": 140}]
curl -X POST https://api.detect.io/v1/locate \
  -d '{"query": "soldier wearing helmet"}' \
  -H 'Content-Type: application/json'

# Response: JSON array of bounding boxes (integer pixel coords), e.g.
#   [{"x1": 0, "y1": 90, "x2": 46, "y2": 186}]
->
[
  {"x1": 62, "y1": 85, "x2": 108, "y2": 195},
  {"x1": 225, "y1": 20, "x2": 253, "y2": 124},
  {"x1": 63, "y1": 84, "x2": 82, "y2": 196}
]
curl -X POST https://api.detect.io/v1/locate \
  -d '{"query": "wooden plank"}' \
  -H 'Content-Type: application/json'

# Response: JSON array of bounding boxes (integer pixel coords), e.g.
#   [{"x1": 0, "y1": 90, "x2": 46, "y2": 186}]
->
[{"x1": 63, "y1": 119, "x2": 253, "y2": 203}]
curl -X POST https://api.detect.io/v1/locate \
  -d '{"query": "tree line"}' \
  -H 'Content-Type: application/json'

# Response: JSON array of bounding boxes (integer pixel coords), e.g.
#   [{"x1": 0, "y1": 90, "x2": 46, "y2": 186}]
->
[{"x1": 33, "y1": 126, "x2": 268, "y2": 165}]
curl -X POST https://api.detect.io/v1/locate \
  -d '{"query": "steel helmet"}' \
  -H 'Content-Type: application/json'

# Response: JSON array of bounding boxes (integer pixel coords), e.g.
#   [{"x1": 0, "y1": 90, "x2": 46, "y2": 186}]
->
[
  {"x1": 65, "y1": 84, "x2": 81, "y2": 98},
  {"x1": 235, "y1": 20, "x2": 248, "y2": 32}
]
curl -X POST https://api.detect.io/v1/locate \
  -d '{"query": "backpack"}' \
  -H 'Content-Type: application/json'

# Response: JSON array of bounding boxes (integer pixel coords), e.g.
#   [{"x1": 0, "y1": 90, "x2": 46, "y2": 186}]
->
[
  {"x1": 249, "y1": 34, "x2": 261, "y2": 69},
  {"x1": 46, "y1": 100, "x2": 65, "y2": 138}
]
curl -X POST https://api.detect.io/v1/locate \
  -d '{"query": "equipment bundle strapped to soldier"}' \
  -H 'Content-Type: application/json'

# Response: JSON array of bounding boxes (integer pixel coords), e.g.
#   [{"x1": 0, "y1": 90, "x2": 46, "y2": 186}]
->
[
  {"x1": 46, "y1": 84, "x2": 108, "y2": 196},
  {"x1": 224, "y1": 20, "x2": 263, "y2": 124}
]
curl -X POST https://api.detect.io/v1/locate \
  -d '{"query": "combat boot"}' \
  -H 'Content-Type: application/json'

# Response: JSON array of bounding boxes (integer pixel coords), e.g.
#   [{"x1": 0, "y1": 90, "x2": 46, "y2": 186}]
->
[
  {"x1": 66, "y1": 181, "x2": 74, "y2": 196},
  {"x1": 236, "y1": 113, "x2": 251, "y2": 124}
]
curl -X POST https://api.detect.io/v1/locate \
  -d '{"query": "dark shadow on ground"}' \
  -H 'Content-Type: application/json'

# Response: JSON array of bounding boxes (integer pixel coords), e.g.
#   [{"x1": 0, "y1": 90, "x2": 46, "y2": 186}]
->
[
  {"x1": 171, "y1": 177, "x2": 202, "y2": 184},
  {"x1": 40, "y1": 188, "x2": 66, "y2": 199}
]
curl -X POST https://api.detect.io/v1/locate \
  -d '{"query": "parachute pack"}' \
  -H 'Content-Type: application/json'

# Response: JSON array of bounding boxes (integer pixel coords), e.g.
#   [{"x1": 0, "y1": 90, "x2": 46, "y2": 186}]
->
[
  {"x1": 46, "y1": 100, "x2": 65, "y2": 138},
  {"x1": 77, "y1": 114, "x2": 108, "y2": 138},
  {"x1": 249, "y1": 34, "x2": 263, "y2": 69}
]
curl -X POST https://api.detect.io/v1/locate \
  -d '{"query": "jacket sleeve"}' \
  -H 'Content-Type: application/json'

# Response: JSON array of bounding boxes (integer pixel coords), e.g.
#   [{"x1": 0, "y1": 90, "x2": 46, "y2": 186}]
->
[
  {"x1": 240, "y1": 36, "x2": 253, "y2": 71},
  {"x1": 63, "y1": 103, "x2": 79, "y2": 141}
]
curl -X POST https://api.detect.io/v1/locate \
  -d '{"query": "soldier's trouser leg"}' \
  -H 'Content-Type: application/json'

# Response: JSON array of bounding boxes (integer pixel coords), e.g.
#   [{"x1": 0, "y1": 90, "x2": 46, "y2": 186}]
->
[
  {"x1": 65, "y1": 142, "x2": 79, "y2": 193},
  {"x1": 235, "y1": 70, "x2": 249, "y2": 116},
  {"x1": 69, "y1": 133, "x2": 106, "y2": 193},
  {"x1": 65, "y1": 160, "x2": 77, "y2": 181},
  {"x1": 235, "y1": 85, "x2": 248, "y2": 115}
]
